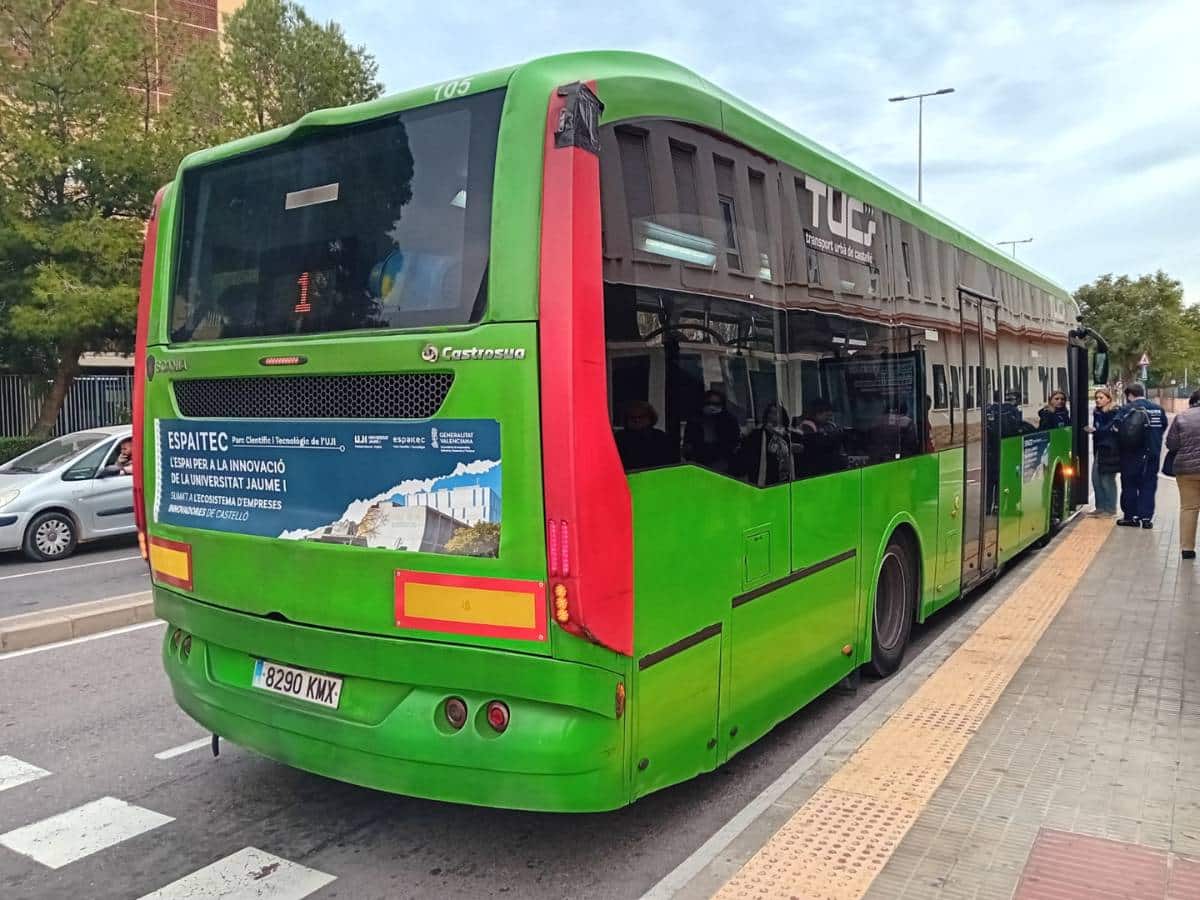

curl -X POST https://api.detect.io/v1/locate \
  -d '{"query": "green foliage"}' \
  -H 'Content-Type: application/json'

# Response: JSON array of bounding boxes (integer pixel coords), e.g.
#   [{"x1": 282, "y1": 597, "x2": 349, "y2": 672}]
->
[
  {"x1": 0, "y1": 437, "x2": 41, "y2": 464},
  {"x1": 1075, "y1": 272, "x2": 1194, "y2": 385},
  {"x1": 217, "y1": 0, "x2": 382, "y2": 132},
  {"x1": 445, "y1": 522, "x2": 501, "y2": 558},
  {"x1": 0, "y1": 0, "x2": 382, "y2": 430}
]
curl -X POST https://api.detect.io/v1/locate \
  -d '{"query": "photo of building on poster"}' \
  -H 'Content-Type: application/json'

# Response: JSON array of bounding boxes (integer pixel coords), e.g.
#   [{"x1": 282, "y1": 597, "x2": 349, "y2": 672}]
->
[
  {"x1": 281, "y1": 460, "x2": 501, "y2": 557},
  {"x1": 156, "y1": 419, "x2": 503, "y2": 558}
]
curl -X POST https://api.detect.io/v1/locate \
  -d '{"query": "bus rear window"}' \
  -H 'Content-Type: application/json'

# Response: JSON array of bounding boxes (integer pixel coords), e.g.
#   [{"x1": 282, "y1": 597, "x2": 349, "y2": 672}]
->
[{"x1": 170, "y1": 90, "x2": 503, "y2": 342}]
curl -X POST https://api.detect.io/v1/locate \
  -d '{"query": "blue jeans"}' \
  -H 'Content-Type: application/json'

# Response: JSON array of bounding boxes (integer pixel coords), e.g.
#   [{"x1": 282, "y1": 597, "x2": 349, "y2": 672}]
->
[
  {"x1": 1120, "y1": 456, "x2": 1158, "y2": 522},
  {"x1": 1092, "y1": 460, "x2": 1117, "y2": 513}
]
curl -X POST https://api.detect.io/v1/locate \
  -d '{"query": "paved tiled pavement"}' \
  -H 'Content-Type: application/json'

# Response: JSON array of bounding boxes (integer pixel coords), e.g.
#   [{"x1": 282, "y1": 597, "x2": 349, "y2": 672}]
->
[{"x1": 865, "y1": 481, "x2": 1200, "y2": 899}]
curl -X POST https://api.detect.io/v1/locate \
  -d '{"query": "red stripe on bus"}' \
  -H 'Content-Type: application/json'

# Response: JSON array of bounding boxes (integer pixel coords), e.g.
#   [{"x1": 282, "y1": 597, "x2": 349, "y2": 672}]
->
[
  {"x1": 537, "y1": 82, "x2": 634, "y2": 656},
  {"x1": 133, "y1": 186, "x2": 168, "y2": 562}
]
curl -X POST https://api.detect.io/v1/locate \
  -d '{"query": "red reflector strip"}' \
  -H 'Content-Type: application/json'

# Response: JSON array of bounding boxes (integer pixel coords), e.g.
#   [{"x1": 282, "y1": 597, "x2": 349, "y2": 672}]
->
[
  {"x1": 396, "y1": 571, "x2": 546, "y2": 642},
  {"x1": 149, "y1": 536, "x2": 193, "y2": 591}
]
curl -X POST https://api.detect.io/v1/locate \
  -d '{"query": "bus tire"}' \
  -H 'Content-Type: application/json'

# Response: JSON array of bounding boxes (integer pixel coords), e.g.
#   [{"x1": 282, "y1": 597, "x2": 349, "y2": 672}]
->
[
  {"x1": 23, "y1": 510, "x2": 78, "y2": 562},
  {"x1": 869, "y1": 534, "x2": 916, "y2": 677},
  {"x1": 1035, "y1": 469, "x2": 1065, "y2": 549}
]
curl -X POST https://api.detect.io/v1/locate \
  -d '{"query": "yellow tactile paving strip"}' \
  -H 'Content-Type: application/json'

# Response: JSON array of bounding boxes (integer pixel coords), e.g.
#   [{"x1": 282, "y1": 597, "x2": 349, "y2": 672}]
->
[{"x1": 715, "y1": 517, "x2": 1113, "y2": 900}]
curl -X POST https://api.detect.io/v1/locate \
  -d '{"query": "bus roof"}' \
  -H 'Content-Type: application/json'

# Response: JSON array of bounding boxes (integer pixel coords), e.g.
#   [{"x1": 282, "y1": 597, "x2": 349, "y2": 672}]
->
[{"x1": 173, "y1": 49, "x2": 1075, "y2": 311}]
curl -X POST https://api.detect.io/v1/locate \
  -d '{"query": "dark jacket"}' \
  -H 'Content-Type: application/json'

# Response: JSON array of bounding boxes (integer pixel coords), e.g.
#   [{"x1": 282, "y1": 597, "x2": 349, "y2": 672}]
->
[
  {"x1": 1118, "y1": 397, "x2": 1166, "y2": 467},
  {"x1": 1092, "y1": 406, "x2": 1121, "y2": 474},
  {"x1": 1166, "y1": 407, "x2": 1200, "y2": 475},
  {"x1": 1038, "y1": 407, "x2": 1071, "y2": 430},
  {"x1": 682, "y1": 410, "x2": 740, "y2": 471}
]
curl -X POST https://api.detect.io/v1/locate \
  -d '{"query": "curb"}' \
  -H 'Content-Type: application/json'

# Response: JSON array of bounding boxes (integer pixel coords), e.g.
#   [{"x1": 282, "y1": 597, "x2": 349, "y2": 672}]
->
[{"x1": 0, "y1": 592, "x2": 155, "y2": 652}]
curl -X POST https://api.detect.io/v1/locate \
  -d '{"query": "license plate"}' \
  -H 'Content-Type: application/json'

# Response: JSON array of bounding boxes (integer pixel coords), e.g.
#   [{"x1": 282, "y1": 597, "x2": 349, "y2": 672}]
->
[{"x1": 251, "y1": 659, "x2": 343, "y2": 709}]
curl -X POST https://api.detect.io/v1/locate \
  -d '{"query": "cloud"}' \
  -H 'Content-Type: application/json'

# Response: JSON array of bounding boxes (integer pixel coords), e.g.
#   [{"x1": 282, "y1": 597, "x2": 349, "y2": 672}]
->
[{"x1": 307, "y1": 0, "x2": 1200, "y2": 300}]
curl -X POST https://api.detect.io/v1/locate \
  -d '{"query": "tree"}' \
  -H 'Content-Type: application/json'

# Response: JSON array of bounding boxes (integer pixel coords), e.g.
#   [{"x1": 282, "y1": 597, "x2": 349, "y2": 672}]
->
[
  {"x1": 0, "y1": 0, "x2": 163, "y2": 436},
  {"x1": 221, "y1": 0, "x2": 381, "y2": 133},
  {"x1": 1075, "y1": 272, "x2": 1193, "y2": 385},
  {"x1": 0, "y1": 0, "x2": 383, "y2": 435},
  {"x1": 445, "y1": 522, "x2": 501, "y2": 558}
]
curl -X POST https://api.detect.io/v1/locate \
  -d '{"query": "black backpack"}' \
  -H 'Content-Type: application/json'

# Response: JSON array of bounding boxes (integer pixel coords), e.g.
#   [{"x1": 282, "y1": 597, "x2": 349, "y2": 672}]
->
[{"x1": 1118, "y1": 406, "x2": 1148, "y2": 451}]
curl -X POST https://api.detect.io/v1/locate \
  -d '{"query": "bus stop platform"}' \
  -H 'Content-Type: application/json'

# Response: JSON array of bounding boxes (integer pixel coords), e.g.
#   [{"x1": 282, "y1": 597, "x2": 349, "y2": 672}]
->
[{"x1": 668, "y1": 483, "x2": 1200, "y2": 900}]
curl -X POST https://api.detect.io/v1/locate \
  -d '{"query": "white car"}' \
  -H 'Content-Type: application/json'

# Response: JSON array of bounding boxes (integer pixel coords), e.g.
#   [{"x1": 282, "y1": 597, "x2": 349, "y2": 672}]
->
[{"x1": 0, "y1": 426, "x2": 136, "y2": 561}]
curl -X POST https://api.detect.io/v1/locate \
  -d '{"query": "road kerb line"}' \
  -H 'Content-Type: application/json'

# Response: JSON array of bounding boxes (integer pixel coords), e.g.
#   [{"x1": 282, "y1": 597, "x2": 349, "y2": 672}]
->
[
  {"x1": 0, "y1": 620, "x2": 163, "y2": 660},
  {"x1": 0, "y1": 592, "x2": 154, "y2": 653},
  {"x1": 154, "y1": 738, "x2": 211, "y2": 761},
  {"x1": 0, "y1": 554, "x2": 142, "y2": 580}
]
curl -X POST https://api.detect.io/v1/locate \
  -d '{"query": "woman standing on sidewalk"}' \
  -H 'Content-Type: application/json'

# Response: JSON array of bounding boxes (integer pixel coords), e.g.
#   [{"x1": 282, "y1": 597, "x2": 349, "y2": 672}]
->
[
  {"x1": 1087, "y1": 387, "x2": 1121, "y2": 516},
  {"x1": 1165, "y1": 389, "x2": 1200, "y2": 559}
]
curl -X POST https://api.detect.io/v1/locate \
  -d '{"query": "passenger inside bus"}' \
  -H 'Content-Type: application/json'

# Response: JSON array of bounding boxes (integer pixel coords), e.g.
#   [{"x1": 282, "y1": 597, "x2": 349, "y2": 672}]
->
[
  {"x1": 614, "y1": 401, "x2": 677, "y2": 471},
  {"x1": 681, "y1": 389, "x2": 740, "y2": 474},
  {"x1": 794, "y1": 397, "x2": 847, "y2": 477},
  {"x1": 734, "y1": 402, "x2": 793, "y2": 487}
]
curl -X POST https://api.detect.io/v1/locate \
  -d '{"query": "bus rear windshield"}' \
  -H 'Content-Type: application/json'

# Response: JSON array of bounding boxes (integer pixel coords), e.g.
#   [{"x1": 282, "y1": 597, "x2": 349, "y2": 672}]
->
[{"x1": 170, "y1": 90, "x2": 503, "y2": 343}]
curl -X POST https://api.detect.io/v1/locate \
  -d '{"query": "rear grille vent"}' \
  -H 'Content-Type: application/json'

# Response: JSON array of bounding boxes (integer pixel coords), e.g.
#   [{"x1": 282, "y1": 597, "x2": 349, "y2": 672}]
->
[{"x1": 173, "y1": 373, "x2": 454, "y2": 419}]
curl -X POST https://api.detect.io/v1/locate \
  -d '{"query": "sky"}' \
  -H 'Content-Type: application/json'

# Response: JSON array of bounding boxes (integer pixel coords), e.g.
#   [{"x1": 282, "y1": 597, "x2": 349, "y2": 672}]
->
[{"x1": 305, "y1": 0, "x2": 1200, "y2": 302}]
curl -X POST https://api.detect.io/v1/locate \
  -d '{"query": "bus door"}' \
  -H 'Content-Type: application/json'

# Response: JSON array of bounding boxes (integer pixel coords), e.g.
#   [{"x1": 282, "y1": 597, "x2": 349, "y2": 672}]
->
[{"x1": 960, "y1": 291, "x2": 1001, "y2": 583}]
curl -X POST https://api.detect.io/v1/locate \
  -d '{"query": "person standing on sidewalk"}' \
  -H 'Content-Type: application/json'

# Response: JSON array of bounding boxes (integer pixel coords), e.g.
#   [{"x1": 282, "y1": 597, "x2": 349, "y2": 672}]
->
[
  {"x1": 1165, "y1": 389, "x2": 1200, "y2": 559},
  {"x1": 1115, "y1": 382, "x2": 1166, "y2": 528},
  {"x1": 1086, "y1": 387, "x2": 1120, "y2": 516}
]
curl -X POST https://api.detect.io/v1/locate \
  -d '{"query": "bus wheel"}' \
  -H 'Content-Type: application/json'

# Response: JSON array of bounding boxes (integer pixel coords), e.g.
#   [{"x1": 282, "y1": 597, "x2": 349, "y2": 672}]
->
[
  {"x1": 870, "y1": 536, "x2": 915, "y2": 677},
  {"x1": 1036, "y1": 470, "x2": 1066, "y2": 548}
]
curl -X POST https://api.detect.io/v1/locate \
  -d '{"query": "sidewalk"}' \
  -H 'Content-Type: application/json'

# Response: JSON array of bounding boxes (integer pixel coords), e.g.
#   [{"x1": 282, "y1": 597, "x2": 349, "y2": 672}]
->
[{"x1": 675, "y1": 481, "x2": 1200, "y2": 900}]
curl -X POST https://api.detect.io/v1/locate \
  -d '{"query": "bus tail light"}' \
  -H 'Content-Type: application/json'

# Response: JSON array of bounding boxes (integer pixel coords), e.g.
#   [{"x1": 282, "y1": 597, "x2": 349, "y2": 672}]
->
[
  {"x1": 485, "y1": 701, "x2": 510, "y2": 733},
  {"x1": 444, "y1": 697, "x2": 468, "y2": 730},
  {"x1": 1062, "y1": 465, "x2": 1075, "y2": 478}
]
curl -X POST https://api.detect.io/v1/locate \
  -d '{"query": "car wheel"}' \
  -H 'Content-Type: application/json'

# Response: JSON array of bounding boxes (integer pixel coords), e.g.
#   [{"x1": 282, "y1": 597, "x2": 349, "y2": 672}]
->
[{"x1": 24, "y1": 511, "x2": 78, "y2": 562}]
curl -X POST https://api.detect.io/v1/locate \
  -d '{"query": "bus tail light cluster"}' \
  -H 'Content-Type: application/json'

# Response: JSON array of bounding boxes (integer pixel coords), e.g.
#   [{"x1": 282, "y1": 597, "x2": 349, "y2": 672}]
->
[
  {"x1": 444, "y1": 697, "x2": 468, "y2": 730},
  {"x1": 485, "y1": 701, "x2": 510, "y2": 733},
  {"x1": 441, "y1": 698, "x2": 510, "y2": 733},
  {"x1": 547, "y1": 518, "x2": 570, "y2": 577}
]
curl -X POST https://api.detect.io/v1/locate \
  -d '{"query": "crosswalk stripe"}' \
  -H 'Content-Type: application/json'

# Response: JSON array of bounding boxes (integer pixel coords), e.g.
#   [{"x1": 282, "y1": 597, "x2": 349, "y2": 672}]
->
[
  {"x1": 0, "y1": 796, "x2": 173, "y2": 869},
  {"x1": 154, "y1": 737, "x2": 211, "y2": 760},
  {"x1": 0, "y1": 756, "x2": 50, "y2": 793},
  {"x1": 138, "y1": 846, "x2": 337, "y2": 899}
]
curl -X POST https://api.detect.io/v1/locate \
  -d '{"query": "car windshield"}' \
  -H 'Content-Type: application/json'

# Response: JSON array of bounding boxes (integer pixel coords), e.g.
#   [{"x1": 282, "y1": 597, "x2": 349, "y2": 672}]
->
[
  {"x1": 170, "y1": 90, "x2": 503, "y2": 342},
  {"x1": 2, "y1": 433, "x2": 108, "y2": 473}
]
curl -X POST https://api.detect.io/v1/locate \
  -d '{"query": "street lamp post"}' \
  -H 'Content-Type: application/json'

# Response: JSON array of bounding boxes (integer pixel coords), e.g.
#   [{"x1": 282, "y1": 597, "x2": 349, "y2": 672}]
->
[
  {"x1": 997, "y1": 238, "x2": 1034, "y2": 258},
  {"x1": 888, "y1": 88, "x2": 954, "y2": 203}
]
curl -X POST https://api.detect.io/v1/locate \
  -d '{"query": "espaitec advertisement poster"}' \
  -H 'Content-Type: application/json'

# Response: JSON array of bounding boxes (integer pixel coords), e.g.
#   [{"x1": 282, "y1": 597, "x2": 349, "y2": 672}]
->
[{"x1": 154, "y1": 418, "x2": 502, "y2": 557}]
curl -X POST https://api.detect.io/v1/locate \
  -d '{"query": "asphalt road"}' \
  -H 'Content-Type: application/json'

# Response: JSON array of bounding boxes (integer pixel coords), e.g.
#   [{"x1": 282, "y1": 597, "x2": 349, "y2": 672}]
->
[
  {"x1": 0, "y1": 538, "x2": 148, "y2": 618},
  {"x1": 0, "y1": 570, "x2": 1012, "y2": 900}
]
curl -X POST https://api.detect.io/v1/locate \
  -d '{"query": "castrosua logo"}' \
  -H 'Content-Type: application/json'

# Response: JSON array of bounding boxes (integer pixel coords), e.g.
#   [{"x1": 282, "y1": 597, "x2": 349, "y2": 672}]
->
[{"x1": 421, "y1": 344, "x2": 526, "y2": 363}]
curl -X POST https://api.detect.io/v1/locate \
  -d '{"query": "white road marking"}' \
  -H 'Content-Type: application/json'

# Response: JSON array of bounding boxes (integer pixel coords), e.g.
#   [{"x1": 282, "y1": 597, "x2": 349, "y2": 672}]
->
[
  {"x1": 0, "y1": 756, "x2": 50, "y2": 792},
  {"x1": 138, "y1": 847, "x2": 336, "y2": 899},
  {"x1": 0, "y1": 554, "x2": 142, "y2": 581},
  {"x1": 0, "y1": 796, "x2": 173, "y2": 869},
  {"x1": 154, "y1": 738, "x2": 211, "y2": 761},
  {"x1": 0, "y1": 620, "x2": 163, "y2": 661}
]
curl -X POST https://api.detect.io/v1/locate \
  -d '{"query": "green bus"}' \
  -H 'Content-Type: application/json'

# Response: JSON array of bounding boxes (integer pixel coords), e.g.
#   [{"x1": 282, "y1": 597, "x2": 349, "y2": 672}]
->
[{"x1": 135, "y1": 51, "x2": 1099, "y2": 812}]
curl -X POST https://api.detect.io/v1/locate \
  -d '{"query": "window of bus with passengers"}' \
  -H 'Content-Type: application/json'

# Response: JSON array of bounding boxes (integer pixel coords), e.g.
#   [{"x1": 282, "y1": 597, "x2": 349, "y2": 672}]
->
[{"x1": 170, "y1": 91, "x2": 503, "y2": 342}]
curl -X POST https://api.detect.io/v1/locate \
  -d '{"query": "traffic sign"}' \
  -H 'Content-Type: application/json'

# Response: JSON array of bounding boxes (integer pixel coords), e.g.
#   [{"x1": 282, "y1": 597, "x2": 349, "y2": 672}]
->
[{"x1": 1139, "y1": 353, "x2": 1151, "y2": 366}]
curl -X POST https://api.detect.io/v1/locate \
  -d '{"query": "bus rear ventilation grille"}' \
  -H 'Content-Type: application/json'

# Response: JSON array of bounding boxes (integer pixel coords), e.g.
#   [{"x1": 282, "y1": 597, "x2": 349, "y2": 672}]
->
[{"x1": 172, "y1": 373, "x2": 454, "y2": 420}]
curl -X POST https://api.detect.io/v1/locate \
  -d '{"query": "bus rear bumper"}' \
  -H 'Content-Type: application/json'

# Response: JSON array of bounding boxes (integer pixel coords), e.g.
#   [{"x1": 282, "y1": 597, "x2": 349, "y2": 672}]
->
[{"x1": 155, "y1": 587, "x2": 630, "y2": 813}]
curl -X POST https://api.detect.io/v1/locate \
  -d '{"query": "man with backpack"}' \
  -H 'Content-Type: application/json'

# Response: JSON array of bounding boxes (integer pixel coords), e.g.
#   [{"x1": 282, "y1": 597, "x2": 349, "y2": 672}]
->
[{"x1": 1116, "y1": 382, "x2": 1166, "y2": 527}]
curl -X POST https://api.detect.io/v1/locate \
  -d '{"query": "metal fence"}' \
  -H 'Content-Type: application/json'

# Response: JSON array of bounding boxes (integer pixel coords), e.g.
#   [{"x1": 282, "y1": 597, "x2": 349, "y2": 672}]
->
[{"x1": 0, "y1": 374, "x2": 134, "y2": 438}]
